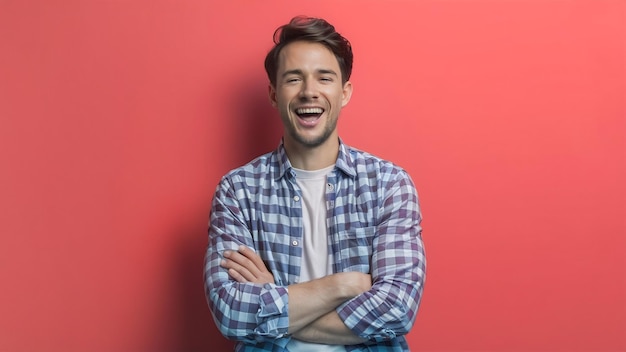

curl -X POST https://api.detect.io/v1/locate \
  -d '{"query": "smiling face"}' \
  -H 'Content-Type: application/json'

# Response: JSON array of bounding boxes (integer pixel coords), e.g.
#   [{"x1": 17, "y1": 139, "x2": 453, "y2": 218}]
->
[{"x1": 269, "y1": 41, "x2": 352, "y2": 152}]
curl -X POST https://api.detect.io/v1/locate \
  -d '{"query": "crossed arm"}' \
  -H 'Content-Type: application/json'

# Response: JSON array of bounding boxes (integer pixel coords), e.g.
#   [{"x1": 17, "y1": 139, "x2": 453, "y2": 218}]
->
[{"x1": 221, "y1": 246, "x2": 371, "y2": 345}]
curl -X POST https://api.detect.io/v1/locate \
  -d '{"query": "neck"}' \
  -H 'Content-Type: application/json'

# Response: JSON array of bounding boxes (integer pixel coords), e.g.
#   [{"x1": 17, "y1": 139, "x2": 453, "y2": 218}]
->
[{"x1": 283, "y1": 137, "x2": 339, "y2": 170}]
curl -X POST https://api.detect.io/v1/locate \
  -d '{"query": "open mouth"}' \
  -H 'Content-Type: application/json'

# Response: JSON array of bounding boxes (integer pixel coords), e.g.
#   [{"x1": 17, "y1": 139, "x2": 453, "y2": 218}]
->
[{"x1": 295, "y1": 107, "x2": 324, "y2": 120}]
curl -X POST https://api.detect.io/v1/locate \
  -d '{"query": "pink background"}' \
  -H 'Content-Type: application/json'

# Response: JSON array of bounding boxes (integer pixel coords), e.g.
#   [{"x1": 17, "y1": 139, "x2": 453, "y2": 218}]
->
[{"x1": 1, "y1": 1, "x2": 624, "y2": 351}]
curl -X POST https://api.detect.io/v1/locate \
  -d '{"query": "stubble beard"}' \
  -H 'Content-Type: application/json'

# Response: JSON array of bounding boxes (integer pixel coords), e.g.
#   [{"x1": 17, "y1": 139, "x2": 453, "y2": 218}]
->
[{"x1": 286, "y1": 117, "x2": 337, "y2": 148}]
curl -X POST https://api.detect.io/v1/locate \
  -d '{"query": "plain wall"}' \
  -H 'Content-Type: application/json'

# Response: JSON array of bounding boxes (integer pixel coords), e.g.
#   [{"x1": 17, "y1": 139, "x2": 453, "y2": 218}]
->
[{"x1": 1, "y1": 1, "x2": 624, "y2": 351}]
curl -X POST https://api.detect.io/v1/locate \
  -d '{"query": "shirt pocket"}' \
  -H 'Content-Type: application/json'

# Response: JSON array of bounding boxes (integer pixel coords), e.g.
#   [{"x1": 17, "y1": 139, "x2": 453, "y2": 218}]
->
[{"x1": 337, "y1": 226, "x2": 376, "y2": 273}]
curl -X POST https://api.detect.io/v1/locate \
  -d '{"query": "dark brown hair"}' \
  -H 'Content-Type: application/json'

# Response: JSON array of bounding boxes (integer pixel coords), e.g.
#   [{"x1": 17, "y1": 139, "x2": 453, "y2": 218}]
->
[{"x1": 264, "y1": 16, "x2": 353, "y2": 86}]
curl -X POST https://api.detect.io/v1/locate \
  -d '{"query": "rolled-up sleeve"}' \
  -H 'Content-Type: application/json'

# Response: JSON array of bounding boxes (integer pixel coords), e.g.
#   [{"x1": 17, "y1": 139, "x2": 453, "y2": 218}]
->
[
  {"x1": 337, "y1": 171, "x2": 426, "y2": 342},
  {"x1": 204, "y1": 177, "x2": 290, "y2": 343}
]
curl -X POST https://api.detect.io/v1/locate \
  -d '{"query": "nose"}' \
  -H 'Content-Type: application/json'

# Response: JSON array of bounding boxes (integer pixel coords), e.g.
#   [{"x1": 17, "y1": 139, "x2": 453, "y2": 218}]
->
[{"x1": 299, "y1": 79, "x2": 318, "y2": 100}]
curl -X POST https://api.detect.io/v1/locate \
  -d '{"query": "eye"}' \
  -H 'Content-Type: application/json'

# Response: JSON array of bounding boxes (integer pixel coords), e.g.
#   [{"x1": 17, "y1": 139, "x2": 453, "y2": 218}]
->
[
  {"x1": 320, "y1": 77, "x2": 333, "y2": 82},
  {"x1": 286, "y1": 77, "x2": 301, "y2": 83}
]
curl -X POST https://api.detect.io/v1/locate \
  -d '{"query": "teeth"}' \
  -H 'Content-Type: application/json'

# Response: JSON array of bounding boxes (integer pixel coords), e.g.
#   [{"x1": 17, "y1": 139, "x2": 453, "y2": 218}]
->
[{"x1": 296, "y1": 107, "x2": 323, "y2": 115}]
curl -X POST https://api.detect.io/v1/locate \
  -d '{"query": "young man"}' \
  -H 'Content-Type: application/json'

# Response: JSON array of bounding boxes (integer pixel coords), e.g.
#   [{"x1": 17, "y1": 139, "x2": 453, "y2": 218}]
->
[{"x1": 204, "y1": 16, "x2": 426, "y2": 351}]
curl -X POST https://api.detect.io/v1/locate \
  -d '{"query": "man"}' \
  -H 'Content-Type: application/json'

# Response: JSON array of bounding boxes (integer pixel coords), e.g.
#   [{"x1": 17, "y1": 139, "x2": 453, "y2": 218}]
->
[{"x1": 204, "y1": 16, "x2": 426, "y2": 351}]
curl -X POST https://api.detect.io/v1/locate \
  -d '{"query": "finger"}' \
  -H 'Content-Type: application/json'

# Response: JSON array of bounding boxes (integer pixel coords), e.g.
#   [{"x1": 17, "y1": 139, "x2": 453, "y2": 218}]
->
[
  {"x1": 236, "y1": 247, "x2": 275, "y2": 284},
  {"x1": 222, "y1": 258, "x2": 257, "y2": 282},
  {"x1": 227, "y1": 249, "x2": 263, "y2": 278},
  {"x1": 227, "y1": 268, "x2": 248, "y2": 283},
  {"x1": 238, "y1": 246, "x2": 268, "y2": 273}
]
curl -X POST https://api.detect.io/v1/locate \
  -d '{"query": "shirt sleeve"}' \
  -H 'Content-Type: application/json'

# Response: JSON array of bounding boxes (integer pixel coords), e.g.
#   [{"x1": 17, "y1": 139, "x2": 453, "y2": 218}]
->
[
  {"x1": 337, "y1": 170, "x2": 426, "y2": 342},
  {"x1": 204, "y1": 176, "x2": 291, "y2": 343}
]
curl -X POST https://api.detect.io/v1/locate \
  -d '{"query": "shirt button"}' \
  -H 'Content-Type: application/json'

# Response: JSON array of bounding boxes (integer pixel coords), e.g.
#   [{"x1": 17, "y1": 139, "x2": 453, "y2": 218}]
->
[
  {"x1": 293, "y1": 196, "x2": 300, "y2": 202},
  {"x1": 327, "y1": 183, "x2": 334, "y2": 191},
  {"x1": 292, "y1": 240, "x2": 299, "y2": 246}
]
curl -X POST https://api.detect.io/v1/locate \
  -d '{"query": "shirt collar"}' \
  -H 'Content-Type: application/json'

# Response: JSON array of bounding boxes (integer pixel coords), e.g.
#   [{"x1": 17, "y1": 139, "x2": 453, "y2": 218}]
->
[
  {"x1": 273, "y1": 138, "x2": 357, "y2": 181},
  {"x1": 274, "y1": 139, "x2": 293, "y2": 181},
  {"x1": 335, "y1": 139, "x2": 357, "y2": 178}
]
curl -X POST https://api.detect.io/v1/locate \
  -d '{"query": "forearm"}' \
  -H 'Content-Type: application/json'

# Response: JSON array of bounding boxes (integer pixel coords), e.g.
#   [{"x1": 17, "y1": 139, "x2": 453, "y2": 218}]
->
[
  {"x1": 215, "y1": 244, "x2": 371, "y2": 338},
  {"x1": 287, "y1": 272, "x2": 370, "y2": 334},
  {"x1": 292, "y1": 310, "x2": 367, "y2": 345}
]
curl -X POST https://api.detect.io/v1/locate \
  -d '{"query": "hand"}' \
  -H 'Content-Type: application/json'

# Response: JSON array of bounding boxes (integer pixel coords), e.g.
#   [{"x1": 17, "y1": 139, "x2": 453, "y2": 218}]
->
[{"x1": 220, "y1": 245, "x2": 275, "y2": 285}]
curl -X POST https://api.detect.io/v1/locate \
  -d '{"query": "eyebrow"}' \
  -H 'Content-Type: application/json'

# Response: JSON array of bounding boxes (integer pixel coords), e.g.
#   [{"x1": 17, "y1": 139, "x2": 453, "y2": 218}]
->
[{"x1": 281, "y1": 69, "x2": 339, "y2": 77}]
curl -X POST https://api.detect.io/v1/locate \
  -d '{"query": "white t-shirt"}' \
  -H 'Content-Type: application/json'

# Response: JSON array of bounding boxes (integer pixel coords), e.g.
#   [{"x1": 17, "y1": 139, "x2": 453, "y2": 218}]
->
[{"x1": 286, "y1": 165, "x2": 345, "y2": 352}]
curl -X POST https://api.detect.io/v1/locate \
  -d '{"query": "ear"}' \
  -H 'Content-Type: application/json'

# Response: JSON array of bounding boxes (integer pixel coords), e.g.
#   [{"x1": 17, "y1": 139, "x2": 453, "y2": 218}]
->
[
  {"x1": 341, "y1": 81, "x2": 353, "y2": 107},
  {"x1": 268, "y1": 84, "x2": 277, "y2": 108}
]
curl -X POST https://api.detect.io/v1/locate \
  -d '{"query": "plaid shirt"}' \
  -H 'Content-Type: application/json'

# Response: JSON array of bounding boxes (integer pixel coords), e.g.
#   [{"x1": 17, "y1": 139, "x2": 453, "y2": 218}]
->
[{"x1": 204, "y1": 140, "x2": 426, "y2": 351}]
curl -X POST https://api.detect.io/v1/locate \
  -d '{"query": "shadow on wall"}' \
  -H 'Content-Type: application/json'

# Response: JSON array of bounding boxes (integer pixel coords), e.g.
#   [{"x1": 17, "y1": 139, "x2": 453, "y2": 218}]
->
[
  {"x1": 231, "y1": 70, "x2": 283, "y2": 166},
  {"x1": 174, "y1": 223, "x2": 235, "y2": 351},
  {"x1": 172, "y1": 72, "x2": 280, "y2": 351}
]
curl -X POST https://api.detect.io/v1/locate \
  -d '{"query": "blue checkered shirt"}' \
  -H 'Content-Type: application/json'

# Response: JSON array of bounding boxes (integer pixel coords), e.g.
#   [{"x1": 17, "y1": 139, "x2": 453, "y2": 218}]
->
[{"x1": 204, "y1": 140, "x2": 426, "y2": 351}]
